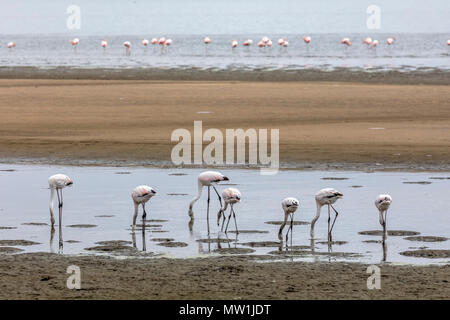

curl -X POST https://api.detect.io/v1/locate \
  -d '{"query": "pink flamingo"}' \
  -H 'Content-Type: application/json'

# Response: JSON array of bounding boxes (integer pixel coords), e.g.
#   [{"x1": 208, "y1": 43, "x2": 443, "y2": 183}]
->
[
  {"x1": 123, "y1": 41, "x2": 131, "y2": 56},
  {"x1": 362, "y1": 37, "x2": 372, "y2": 46},
  {"x1": 151, "y1": 38, "x2": 158, "y2": 45},
  {"x1": 303, "y1": 36, "x2": 311, "y2": 44},
  {"x1": 341, "y1": 38, "x2": 352, "y2": 46},
  {"x1": 7, "y1": 41, "x2": 16, "y2": 49},
  {"x1": 142, "y1": 39, "x2": 149, "y2": 46},
  {"x1": 370, "y1": 40, "x2": 379, "y2": 48},
  {"x1": 188, "y1": 171, "x2": 229, "y2": 234},
  {"x1": 387, "y1": 37, "x2": 395, "y2": 45},
  {"x1": 278, "y1": 197, "x2": 300, "y2": 242},
  {"x1": 101, "y1": 40, "x2": 107, "y2": 49},
  {"x1": 231, "y1": 40, "x2": 238, "y2": 49},
  {"x1": 131, "y1": 185, "x2": 157, "y2": 228},
  {"x1": 217, "y1": 188, "x2": 242, "y2": 234}
]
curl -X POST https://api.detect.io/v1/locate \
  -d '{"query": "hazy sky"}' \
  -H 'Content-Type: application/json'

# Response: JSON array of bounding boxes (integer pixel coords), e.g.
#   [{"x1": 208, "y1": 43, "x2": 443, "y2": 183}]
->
[{"x1": 0, "y1": 0, "x2": 449, "y2": 35}]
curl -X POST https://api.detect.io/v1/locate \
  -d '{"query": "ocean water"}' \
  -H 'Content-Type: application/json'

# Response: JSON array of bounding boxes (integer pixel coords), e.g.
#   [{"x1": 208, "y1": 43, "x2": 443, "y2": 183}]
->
[
  {"x1": 0, "y1": 34, "x2": 449, "y2": 72},
  {"x1": 0, "y1": 164, "x2": 449, "y2": 265}
]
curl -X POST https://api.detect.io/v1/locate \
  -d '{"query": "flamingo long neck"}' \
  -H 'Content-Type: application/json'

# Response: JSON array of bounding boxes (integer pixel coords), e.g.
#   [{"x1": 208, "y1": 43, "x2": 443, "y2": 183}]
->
[
  {"x1": 49, "y1": 188, "x2": 55, "y2": 216},
  {"x1": 310, "y1": 202, "x2": 322, "y2": 238},
  {"x1": 379, "y1": 210, "x2": 385, "y2": 226},
  {"x1": 133, "y1": 202, "x2": 139, "y2": 226},
  {"x1": 189, "y1": 181, "x2": 203, "y2": 210},
  {"x1": 279, "y1": 210, "x2": 289, "y2": 236}
]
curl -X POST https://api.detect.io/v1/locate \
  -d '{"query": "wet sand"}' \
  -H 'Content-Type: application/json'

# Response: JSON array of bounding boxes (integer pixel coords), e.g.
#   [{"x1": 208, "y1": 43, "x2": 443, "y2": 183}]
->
[
  {"x1": 0, "y1": 253, "x2": 448, "y2": 299},
  {"x1": 0, "y1": 79, "x2": 449, "y2": 170}
]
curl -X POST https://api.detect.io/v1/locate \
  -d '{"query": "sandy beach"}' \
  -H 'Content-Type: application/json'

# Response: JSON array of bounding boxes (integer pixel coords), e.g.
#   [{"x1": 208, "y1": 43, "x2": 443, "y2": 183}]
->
[
  {"x1": 0, "y1": 79, "x2": 449, "y2": 170},
  {"x1": 0, "y1": 253, "x2": 448, "y2": 300}
]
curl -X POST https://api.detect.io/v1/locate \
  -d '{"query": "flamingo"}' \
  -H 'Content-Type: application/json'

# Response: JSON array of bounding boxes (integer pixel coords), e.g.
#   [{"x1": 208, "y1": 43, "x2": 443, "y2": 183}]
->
[
  {"x1": 217, "y1": 188, "x2": 241, "y2": 234},
  {"x1": 257, "y1": 41, "x2": 265, "y2": 48},
  {"x1": 165, "y1": 39, "x2": 172, "y2": 46},
  {"x1": 7, "y1": 42, "x2": 16, "y2": 49},
  {"x1": 341, "y1": 38, "x2": 352, "y2": 46},
  {"x1": 243, "y1": 39, "x2": 252, "y2": 47},
  {"x1": 362, "y1": 37, "x2": 372, "y2": 45},
  {"x1": 101, "y1": 40, "x2": 107, "y2": 49},
  {"x1": 204, "y1": 37, "x2": 211, "y2": 45},
  {"x1": 310, "y1": 188, "x2": 343, "y2": 242},
  {"x1": 282, "y1": 41, "x2": 289, "y2": 47},
  {"x1": 123, "y1": 41, "x2": 131, "y2": 55},
  {"x1": 267, "y1": 40, "x2": 273, "y2": 47},
  {"x1": 375, "y1": 194, "x2": 392, "y2": 242},
  {"x1": 48, "y1": 174, "x2": 73, "y2": 249},
  {"x1": 142, "y1": 39, "x2": 149, "y2": 46},
  {"x1": 370, "y1": 39, "x2": 379, "y2": 48},
  {"x1": 262, "y1": 36, "x2": 269, "y2": 44},
  {"x1": 231, "y1": 40, "x2": 238, "y2": 48},
  {"x1": 151, "y1": 37, "x2": 158, "y2": 45},
  {"x1": 70, "y1": 38, "x2": 79, "y2": 47},
  {"x1": 447, "y1": 39, "x2": 450, "y2": 46},
  {"x1": 158, "y1": 37, "x2": 166, "y2": 45},
  {"x1": 387, "y1": 37, "x2": 395, "y2": 45},
  {"x1": 131, "y1": 185, "x2": 157, "y2": 228},
  {"x1": 278, "y1": 38, "x2": 285, "y2": 46},
  {"x1": 188, "y1": 171, "x2": 229, "y2": 234},
  {"x1": 303, "y1": 36, "x2": 311, "y2": 44},
  {"x1": 278, "y1": 197, "x2": 299, "y2": 242}
]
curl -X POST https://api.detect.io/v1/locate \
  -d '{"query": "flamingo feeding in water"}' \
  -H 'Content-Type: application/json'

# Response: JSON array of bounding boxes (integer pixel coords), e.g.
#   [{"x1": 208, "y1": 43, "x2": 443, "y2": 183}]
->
[
  {"x1": 387, "y1": 37, "x2": 395, "y2": 45},
  {"x1": 217, "y1": 188, "x2": 241, "y2": 234},
  {"x1": 131, "y1": 185, "x2": 157, "y2": 228},
  {"x1": 303, "y1": 36, "x2": 311, "y2": 44},
  {"x1": 48, "y1": 174, "x2": 73, "y2": 249},
  {"x1": 70, "y1": 38, "x2": 79, "y2": 47},
  {"x1": 310, "y1": 188, "x2": 343, "y2": 242},
  {"x1": 278, "y1": 197, "x2": 300, "y2": 242},
  {"x1": 362, "y1": 37, "x2": 372, "y2": 46},
  {"x1": 188, "y1": 171, "x2": 229, "y2": 234},
  {"x1": 370, "y1": 39, "x2": 379, "y2": 48},
  {"x1": 123, "y1": 41, "x2": 131, "y2": 55},
  {"x1": 7, "y1": 42, "x2": 16, "y2": 49},
  {"x1": 375, "y1": 194, "x2": 392, "y2": 242},
  {"x1": 341, "y1": 38, "x2": 352, "y2": 46}
]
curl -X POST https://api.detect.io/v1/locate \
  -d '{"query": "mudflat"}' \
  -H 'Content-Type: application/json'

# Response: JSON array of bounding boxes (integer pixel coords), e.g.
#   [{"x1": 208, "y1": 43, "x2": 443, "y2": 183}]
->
[
  {"x1": 0, "y1": 253, "x2": 448, "y2": 299},
  {"x1": 0, "y1": 79, "x2": 449, "y2": 169}
]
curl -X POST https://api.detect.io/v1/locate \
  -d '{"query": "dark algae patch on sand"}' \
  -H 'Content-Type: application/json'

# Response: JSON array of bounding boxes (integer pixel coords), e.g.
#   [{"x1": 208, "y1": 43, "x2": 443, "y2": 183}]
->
[{"x1": 0, "y1": 240, "x2": 40, "y2": 246}]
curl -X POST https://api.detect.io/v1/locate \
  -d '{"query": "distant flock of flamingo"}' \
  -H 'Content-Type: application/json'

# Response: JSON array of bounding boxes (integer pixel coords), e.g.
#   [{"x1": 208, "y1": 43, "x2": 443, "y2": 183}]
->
[
  {"x1": 47, "y1": 171, "x2": 393, "y2": 251},
  {"x1": 4, "y1": 36, "x2": 450, "y2": 54}
]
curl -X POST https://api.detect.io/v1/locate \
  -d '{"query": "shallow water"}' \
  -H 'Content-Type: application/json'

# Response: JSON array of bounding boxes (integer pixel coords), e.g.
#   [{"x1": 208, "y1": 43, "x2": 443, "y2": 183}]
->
[
  {"x1": 0, "y1": 163, "x2": 449, "y2": 265},
  {"x1": 1, "y1": 34, "x2": 449, "y2": 72}
]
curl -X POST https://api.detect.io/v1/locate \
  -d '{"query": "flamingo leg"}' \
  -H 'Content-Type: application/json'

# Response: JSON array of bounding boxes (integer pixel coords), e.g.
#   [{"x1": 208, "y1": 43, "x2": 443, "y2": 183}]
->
[
  {"x1": 224, "y1": 209, "x2": 233, "y2": 233},
  {"x1": 142, "y1": 203, "x2": 147, "y2": 220},
  {"x1": 212, "y1": 185, "x2": 223, "y2": 208},
  {"x1": 231, "y1": 205, "x2": 239, "y2": 234},
  {"x1": 327, "y1": 205, "x2": 331, "y2": 242},
  {"x1": 286, "y1": 213, "x2": 294, "y2": 243},
  {"x1": 56, "y1": 189, "x2": 63, "y2": 251},
  {"x1": 329, "y1": 204, "x2": 340, "y2": 242},
  {"x1": 142, "y1": 225, "x2": 146, "y2": 252},
  {"x1": 206, "y1": 186, "x2": 210, "y2": 235}
]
